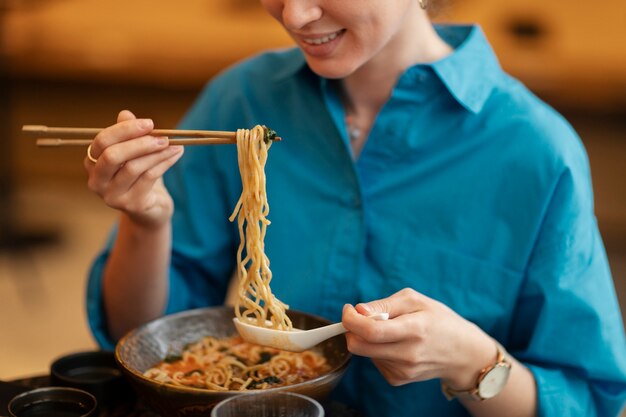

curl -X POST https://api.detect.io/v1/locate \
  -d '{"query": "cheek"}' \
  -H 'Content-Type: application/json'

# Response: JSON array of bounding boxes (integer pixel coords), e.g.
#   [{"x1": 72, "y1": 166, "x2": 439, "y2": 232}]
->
[{"x1": 347, "y1": 30, "x2": 384, "y2": 65}]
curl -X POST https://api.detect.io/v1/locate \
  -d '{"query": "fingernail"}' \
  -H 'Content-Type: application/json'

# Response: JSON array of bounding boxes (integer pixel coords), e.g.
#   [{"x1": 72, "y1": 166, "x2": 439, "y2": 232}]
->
[
  {"x1": 357, "y1": 303, "x2": 372, "y2": 314},
  {"x1": 139, "y1": 119, "x2": 153, "y2": 130},
  {"x1": 169, "y1": 145, "x2": 183, "y2": 153},
  {"x1": 156, "y1": 136, "x2": 168, "y2": 145}
]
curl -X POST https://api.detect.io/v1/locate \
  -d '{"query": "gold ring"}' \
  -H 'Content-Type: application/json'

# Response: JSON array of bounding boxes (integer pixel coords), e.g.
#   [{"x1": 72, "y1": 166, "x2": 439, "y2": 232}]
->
[{"x1": 87, "y1": 144, "x2": 98, "y2": 163}]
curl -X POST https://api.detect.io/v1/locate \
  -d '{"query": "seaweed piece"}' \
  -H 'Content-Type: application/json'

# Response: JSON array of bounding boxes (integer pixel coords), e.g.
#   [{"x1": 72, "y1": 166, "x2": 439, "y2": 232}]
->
[
  {"x1": 257, "y1": 351, "x2": 273, "y2": 364},
  {"x1": 163, "y1": 354, "x2": 183, "y2": 364},
  {"x1": 248, "y1": 375, "x2": 282, "y2": 389},
  {"x1": 263, "y1": 126, "x2": 278, "y2": 144}
]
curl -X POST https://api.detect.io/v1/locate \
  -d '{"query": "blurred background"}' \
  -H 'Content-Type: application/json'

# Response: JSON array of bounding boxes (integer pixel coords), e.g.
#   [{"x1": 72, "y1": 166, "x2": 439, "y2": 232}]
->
[{"x1": 0, "y1": 0, "x2": 625, "y2": 387}]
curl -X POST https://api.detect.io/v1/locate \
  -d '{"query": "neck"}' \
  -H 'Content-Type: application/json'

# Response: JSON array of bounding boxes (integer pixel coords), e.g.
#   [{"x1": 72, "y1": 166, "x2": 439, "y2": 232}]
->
[
  {"x1": 338, "y1": 11, "x2": 452, "y2": 158},
  {"x1": 343, "y1": 16, "x2": 452, "y2": 118}
]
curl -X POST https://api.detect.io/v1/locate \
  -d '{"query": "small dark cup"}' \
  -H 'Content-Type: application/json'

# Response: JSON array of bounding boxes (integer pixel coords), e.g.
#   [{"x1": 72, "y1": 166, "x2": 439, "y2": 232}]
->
[
  {"x1": 211, "y1": 392, "x2": 325, "y2": 417},
  {"x1": 8, "y1": 387, "x2": 97, "y2": 417},
  {"x1": 50, "y1": 350, "x2": 133, "y2": 412}
]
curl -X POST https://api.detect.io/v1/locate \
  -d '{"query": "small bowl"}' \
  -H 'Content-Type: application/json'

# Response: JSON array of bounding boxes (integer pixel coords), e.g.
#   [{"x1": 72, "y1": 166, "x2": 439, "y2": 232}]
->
[
  {"x1": 8, "y1": 387, "x2": 97, "y2": 417},
  {"x1": 50, "y1": 350, "x2": 133, "y2": 411},
  {"x1": 115, "y1": 306, "x2": 351, "y2": 417}
]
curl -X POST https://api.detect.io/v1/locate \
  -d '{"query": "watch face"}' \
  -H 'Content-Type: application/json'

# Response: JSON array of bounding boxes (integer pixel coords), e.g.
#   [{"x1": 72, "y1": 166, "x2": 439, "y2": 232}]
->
[{"x1": 478, "y1": 364, "x2": 511, "y2": 399}]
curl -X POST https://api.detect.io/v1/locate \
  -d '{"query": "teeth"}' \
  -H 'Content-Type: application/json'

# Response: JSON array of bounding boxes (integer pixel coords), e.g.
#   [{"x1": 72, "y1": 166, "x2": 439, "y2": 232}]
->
[{"x1": 303, "y1": 31, "x2": 340, "y2": 45}]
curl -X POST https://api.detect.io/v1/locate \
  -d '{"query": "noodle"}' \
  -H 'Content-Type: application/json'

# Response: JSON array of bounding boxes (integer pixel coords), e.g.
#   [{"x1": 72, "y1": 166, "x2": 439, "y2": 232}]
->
[
  {"x1": 229, "y1": 126, "x2": 292, "y2": 330},
  {"x1": 143, "y1": 336, "x2": 330, "y2": 391}
]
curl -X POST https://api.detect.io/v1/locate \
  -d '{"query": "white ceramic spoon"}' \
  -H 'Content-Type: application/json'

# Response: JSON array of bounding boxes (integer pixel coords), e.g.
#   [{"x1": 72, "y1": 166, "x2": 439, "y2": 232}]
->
[{"x1": 233, "y1": 312, "x2": 389, "y2": 352}]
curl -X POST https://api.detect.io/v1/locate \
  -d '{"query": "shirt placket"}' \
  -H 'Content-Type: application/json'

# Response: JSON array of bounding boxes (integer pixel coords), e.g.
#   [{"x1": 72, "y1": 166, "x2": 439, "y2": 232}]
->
[{"x1": 317, "y1": 78, "x2": 365, "y2": 319}]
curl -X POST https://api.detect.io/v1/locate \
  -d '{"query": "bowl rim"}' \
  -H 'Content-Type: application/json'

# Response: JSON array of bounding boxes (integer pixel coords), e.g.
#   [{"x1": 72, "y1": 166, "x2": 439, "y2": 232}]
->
[
  {"x1": 115, "y1": 306, "x2": 351, "y2": 395},
  {"x1": 210, "y1": 391, "x2": 325, "y2": 416},
  {"x1": 8, "y1": 386, "x2": 98, "y2": 416},
  {"x1": 50, "y1": 350, "x2": 121, "y2": 385}
]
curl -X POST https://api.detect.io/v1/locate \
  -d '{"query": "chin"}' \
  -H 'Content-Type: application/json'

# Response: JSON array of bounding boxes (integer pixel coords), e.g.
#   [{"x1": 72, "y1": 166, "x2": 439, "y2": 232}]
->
[{"x1": 305, "y1": 58, "x2": 356, "y2": 80}]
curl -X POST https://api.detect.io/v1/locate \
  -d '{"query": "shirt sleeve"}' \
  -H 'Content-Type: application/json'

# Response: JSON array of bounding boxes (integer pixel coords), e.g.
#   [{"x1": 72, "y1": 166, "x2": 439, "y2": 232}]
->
[
  {"x1": 85, "y1": 231, "x2": 116, "y2": 350},
  {"x1": 510, "y1": 157, "x2": 626, "y2": 416}
]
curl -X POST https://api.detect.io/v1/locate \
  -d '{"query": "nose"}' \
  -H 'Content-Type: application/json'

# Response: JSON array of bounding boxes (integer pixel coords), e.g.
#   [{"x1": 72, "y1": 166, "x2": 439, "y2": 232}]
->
[{"x1": 281, "y1": 0, "x2": 323, "y2": 30}]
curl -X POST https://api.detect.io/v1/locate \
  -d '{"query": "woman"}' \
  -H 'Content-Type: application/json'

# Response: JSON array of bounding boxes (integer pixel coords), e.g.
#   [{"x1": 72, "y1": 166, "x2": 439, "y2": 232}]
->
[{"x1": 84, "y1": 1, "x2": 626, "y2": 416}]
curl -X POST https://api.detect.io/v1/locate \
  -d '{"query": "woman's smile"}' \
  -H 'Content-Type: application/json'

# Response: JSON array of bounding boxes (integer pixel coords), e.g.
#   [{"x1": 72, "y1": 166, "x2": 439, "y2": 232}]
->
[{"x1": 295, "y1": 29, "x2": 346, "y2": 57}]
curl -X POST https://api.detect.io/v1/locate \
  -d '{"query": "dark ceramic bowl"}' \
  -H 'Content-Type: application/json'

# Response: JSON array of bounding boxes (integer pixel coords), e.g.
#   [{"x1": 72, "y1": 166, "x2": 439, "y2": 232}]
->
[
  {"x1": 50, "y1": 350, "x2": 134, "y2": 412},
  {"x1": 115, "y1": 306, "x2": 351, "y2": 417},
  {"x1": 8, "y1": 387, "x2": 97, "y2": 417}
]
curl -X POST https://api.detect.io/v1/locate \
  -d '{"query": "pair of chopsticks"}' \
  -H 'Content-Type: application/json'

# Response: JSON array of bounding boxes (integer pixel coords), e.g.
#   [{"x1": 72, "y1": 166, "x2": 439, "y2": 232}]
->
[{"x1": 22, "y1": 125, "x2": 281, "y2": 146}]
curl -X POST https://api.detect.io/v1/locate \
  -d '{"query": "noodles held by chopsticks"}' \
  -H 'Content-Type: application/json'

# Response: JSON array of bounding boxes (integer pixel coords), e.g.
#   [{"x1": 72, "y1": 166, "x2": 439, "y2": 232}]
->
[{"x1": 229, "y1": 125, "x2": 292, "y2": 330}]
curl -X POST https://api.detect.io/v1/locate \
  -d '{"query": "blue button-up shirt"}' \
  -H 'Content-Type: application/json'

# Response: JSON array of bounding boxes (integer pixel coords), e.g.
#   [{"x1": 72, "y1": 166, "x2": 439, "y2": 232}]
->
[{"x1": 87, "y1": 25, "x2": 626, "y2": 416}]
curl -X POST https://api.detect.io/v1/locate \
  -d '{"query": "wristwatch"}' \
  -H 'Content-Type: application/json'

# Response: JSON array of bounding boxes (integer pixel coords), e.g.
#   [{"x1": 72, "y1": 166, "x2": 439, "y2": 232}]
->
[{"x1": 441, "y1": 341, "x2": 512, "y2": 401}]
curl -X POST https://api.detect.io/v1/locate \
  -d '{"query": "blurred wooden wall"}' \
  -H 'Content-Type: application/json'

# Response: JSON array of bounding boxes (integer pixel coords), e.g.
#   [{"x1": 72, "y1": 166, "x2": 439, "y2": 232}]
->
[{"x1": 435, "y1": 0, "x2": 626, "y2": 111}]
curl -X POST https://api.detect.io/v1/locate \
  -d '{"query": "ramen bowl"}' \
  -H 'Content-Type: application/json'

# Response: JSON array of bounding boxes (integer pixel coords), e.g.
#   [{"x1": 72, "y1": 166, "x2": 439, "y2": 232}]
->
[{"x1": 115, "y1": 306, "x2": 351, "y2": 417}]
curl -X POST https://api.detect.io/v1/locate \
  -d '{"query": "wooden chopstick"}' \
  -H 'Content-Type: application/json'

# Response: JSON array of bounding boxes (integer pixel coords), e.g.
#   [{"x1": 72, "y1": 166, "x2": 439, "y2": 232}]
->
[
  {"x1": 23, "y1": 125, "x2": 281, "y2": 146},
  {"x1": 23, "y1": 125, "x2": 236, "y2": 139},
  {"x1": 36, "y1": 137, "x2": 237, "y2": 147}
]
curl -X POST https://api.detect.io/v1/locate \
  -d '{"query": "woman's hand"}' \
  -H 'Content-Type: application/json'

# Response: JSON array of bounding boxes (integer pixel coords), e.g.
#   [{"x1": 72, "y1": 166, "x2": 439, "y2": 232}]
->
[
  {"x1": 342, "y1": 288, "x2": 497, "y2": 389},
  {"x1": 84, "y1": 110, "x2": 184, "y2": 229}
]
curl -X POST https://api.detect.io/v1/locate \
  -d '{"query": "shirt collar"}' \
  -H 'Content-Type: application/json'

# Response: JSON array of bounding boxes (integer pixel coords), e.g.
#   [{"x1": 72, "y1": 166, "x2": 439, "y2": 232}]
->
[
  {"x1": 272, "y1": 25, "x2": 501, "y2": 114},
  {"x1": 431, "y1": 25, "x2": 501, "y2": 114}
]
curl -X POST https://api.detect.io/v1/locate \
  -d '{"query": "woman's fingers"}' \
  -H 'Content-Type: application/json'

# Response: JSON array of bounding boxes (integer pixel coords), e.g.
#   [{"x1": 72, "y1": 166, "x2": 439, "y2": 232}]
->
[
  {"x1": 371, "y1": 358, "x2": 441, "y2": 387},
  {"x1": 85, "y1": 110, "x2": 160, "y2": 184},
  {"x1": 117, "y1": 109, "x2": 136, "y2": 123},
  {"x1": 95, "y1": 145, "x2": 183, "y2": 207},
  {"x1": 345, "y1": 320, "x2": 423, "y2": 359},
  {"x1": 344, "y1": 304, "x2": 425, "y2": 344},
  {"x1": 83, "y1": 110, "x2": 183, "y2": 228},
  {"x1": 90, "y1": 135, "x2": 169, "y2": 187},
  {"x1": 342, "y1": 288, "x2": 433, "y2": 343},
  {"x1": 344, "y1": 304, "x2": 441, "y2": 385},
  {"x1": 89, "y1": 117, "x2": 155, "y2": 161},
  {"x1": 114, "y1": 146, "x2": 184, "y2": 200},
  {"x1": 88, "y1": 136, "x2": 168, "y2": 195},
  {"x1": 105, "y1": 148, "x2": 185, "y2": 229},
  {"x1": 355, "y1": 287, "x2": 430, "y2": 319}
]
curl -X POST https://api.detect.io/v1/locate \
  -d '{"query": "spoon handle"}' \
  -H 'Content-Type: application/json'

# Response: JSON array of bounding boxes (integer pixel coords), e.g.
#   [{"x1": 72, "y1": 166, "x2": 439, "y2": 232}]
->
[
  {"x1": 367, "y1": 312, "x2": 389, "y2": 321},
  {"x1": 318, "y1": 322, "x2": 348, "y2": 339},
  {"x1": 316, "y1": 312, "x2": 388, "y2": 340}
]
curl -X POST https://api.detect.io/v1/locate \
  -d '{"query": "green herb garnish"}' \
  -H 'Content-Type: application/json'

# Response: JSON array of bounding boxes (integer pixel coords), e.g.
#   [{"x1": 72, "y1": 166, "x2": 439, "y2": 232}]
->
[
  {"x1": 257, "y1": 351, "x2": 273, "y2": 364},
  {"x1": 249, "y1": 376, "x2": 282, "y2": 389},
  {"x1": 163, "y1": 354, "x2": 183, "y2": 364},
  {"x1": 263, "y1": 127, "x2": 278, "y2": 144}
]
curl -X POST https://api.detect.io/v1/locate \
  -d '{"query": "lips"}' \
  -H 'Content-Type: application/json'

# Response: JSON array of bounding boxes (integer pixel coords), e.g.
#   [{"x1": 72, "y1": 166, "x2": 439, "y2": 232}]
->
[
  {"x1": 302, "y1": 30, "x2": 343, "y2": 45},
  {"x1": 296, "y1": 29, "x2": 345, "y2": 57}
]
